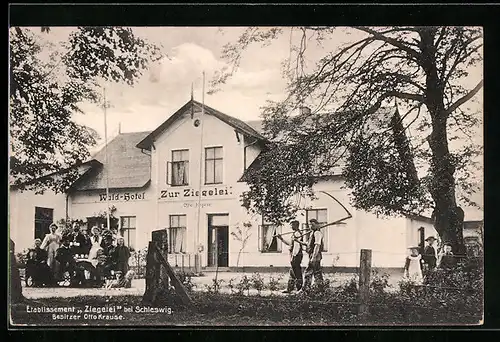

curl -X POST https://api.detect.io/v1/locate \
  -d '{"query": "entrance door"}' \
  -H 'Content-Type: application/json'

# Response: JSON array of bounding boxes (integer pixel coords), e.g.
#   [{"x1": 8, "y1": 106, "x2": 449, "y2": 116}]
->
[{"x1": 207, "y1": 214, "x2": 229, "y2": 267}]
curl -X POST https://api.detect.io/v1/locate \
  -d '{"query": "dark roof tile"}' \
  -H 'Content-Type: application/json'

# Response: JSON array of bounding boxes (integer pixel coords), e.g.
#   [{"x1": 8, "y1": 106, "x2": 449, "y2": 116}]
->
[{"x1": 72, "y1": 131, "x2": 151, "y2": 191}]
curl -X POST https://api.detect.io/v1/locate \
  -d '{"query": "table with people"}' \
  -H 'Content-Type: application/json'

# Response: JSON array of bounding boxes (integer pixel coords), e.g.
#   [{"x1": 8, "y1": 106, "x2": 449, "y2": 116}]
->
[{"x1": 25, "y1": 223, "x2": 133, "y2": 289}]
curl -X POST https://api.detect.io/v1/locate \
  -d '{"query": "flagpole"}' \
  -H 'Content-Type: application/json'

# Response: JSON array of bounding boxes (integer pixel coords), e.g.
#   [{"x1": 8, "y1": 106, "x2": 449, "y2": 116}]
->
[
  {"x1": 195, "y1": 72, "x2": 205, "y2": 260},
  {"x1": 103, "y1": 87, "x2": 111, "y2": 231}
]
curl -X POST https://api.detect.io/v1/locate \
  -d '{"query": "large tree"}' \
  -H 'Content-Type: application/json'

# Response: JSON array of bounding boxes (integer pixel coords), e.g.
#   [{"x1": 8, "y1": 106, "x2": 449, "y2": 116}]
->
[
  {"x1": 9, "y1": 26, "x2": 162, "y2": 193},
  {"x1": 9, "y1": 26, "x2": 162, "y2": 303},
  {"x1": 214, "y1": 27, "x2": 483, "y2": 254}
]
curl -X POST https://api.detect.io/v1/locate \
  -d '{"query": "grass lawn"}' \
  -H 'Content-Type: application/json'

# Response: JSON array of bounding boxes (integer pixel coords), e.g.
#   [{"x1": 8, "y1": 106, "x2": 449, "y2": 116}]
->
[
  {"x1": 10, "y1": 289, "x2": 482, "y2": 327},
  {"x1": 10, "y1": 295, "x2": 331, "y2": 326}
]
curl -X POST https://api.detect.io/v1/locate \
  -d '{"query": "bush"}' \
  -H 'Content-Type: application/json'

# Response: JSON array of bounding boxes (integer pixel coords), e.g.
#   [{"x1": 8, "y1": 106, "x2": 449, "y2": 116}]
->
[
  {"x1": 130, "y1": 247, "x2": 148, "y2": 279},
  {"x1": 309, "y1": 278, "x2": 332, "y2": 299},
  {"x1": 228, "y1": 277, "x2": 237, "y2": 294},
  {"x1": 372, "y1": 256, "x2": 483, "y2": 324},
  {"x1": 236, "y1": 275, "x2": 251, "y2": 295},
  {"x1": 176, "y1": 271, "x2": 196, "y2": 292},
  {"x1": 370, "y1": 271, "x2": 391, "y2": 297},
  {"x1": 267, "y1": 274, "x2": 283, "y2": 293},
  {"x1": 251, "y1": 273, "x2": 265, "y2": 295},
  {"x1": 204, "y1": 277, "x2": 224, "y2": 294}
]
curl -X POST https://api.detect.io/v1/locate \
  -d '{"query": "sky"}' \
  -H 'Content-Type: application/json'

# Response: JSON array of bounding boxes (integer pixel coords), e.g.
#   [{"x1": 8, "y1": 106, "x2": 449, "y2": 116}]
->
[
  {"x1": 36, "y1": 27, "x2": 483, "y2": 145},
  {"x1": 18, "y1": 27, "x2": 484, "y2": 217},
  {"x1": 40, "y1": 27, "x2": 369, "y2": 143}
]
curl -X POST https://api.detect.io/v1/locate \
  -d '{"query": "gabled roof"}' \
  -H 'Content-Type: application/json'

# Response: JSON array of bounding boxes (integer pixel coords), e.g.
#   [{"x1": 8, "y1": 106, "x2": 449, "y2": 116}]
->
[
  {"x1": 136, "y1": 99, "x2": 268, "y2": 150},
  {"x1": 245, "y1": 120, "x2": 264, "y2": 134},
  {"x1": 72, "y1": 131, "x2": 151, "y2": 191}
]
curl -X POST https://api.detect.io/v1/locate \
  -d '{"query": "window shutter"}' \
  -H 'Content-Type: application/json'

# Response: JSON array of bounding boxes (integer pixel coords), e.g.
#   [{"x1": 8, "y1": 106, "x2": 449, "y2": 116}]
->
[{"x1": 166, "y1": 161, "x2": 171, "y2": 185}]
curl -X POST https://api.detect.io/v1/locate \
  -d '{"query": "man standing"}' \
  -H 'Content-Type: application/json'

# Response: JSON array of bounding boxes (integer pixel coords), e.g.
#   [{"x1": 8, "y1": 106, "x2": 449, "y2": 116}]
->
[
  {"x1": 70, "y1": 222, "x2": 87, "y2": 257},
  {"x1": 301, "y1": 218, "x2": 324, "y2": 292},
  {"x1": 277, "y1": 220, "x2": 306, "y2": 293},
  {"x1": 422, "y1": 236, "x2": 438, "y2": 272}
]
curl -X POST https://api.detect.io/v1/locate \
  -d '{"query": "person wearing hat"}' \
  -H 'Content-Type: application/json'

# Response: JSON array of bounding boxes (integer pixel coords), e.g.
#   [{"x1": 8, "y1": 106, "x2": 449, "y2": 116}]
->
[
  {"x1": 422, "y1": 236, "x2": 438, "y2": 272},
  {"x1": 277, "y1": 220, "x2": 307, "y2": 293},
  {"x1": 301, "y1": 218, "x2": 325, "y2": 292},
  {"x1": 437, "y1": 242, "x2": 456, "y2": 270},
  {"x1": 404, "y1": 246, "x2": 424, "y2": 285}
]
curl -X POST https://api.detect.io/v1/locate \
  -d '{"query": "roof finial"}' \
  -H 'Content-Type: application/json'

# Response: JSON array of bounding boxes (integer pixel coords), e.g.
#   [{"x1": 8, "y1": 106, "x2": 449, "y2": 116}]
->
[
  {"x1": 191, "y1": 82, "x2": 194, "y2": 101},
  {"x1": 118, "y1": 122, "x2": 121, "y2": 134}
]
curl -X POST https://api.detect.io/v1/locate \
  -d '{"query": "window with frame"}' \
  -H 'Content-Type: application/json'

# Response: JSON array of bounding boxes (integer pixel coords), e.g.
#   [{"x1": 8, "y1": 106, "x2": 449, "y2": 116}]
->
[
  {"x1": 305, "y1": 209, "x2": 328, "y2": 252},
  {"x1": 120, "y1": 216, "x2": 136, "y2": 250},
  {"x1": 169, "y1": 215, "x2": 187, "y2": 254},
  {"x1": 259, "y1": 217, "x2": 282, "y2": 253},
  {"x1": 205, "y1": 147, "x2": 223, "y2": 185},
  {"x1": 169, "y1": 149, "x2": 189, "y2": 186},
  {"x1": 87, "y1": 216, "x2": 119, "y2": 231},
  {"x1": 34, "y1": 207, "x2": 54, "y2": 240}
]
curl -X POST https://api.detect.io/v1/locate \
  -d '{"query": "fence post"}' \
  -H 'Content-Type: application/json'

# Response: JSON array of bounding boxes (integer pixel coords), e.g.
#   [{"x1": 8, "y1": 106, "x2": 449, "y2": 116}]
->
[
  {"x1": 358, "y1": 249, "x2": 372, "y2": 317},
  {"x1": 142, "y1": 241, "x2": 159, "y2": 304}
]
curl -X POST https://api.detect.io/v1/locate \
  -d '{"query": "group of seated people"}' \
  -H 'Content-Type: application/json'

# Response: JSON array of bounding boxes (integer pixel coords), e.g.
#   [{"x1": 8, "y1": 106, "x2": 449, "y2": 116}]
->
[{"x1": 26, "y1": 223, "x2": 133, "y2": 288}]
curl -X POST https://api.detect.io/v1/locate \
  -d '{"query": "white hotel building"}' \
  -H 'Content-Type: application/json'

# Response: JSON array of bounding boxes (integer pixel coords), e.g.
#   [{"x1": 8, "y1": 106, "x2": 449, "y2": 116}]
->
[{"x1": 10, "y1": 99, "x2": 449, "y2": 272}]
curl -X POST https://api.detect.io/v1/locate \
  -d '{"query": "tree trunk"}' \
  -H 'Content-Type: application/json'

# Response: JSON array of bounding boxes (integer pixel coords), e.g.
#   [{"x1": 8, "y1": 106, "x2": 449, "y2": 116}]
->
[
  {"x1": 10, "y1": 239, "x2": 25, "y2": 304},
  {"x1": 432, "y1": 206, "x2": 466, "y2": 256},
  {"x1": 419, "y1": 28, "x2": 465, "y2": 256}
]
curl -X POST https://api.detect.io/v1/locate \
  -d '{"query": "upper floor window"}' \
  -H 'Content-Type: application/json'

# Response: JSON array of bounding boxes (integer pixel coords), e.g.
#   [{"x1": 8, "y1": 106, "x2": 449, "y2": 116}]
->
[
  {"x1": 205, "y1": 146, "x2": 223, "y2": 185},
  {"x1": 168, "y1": 149, "x2": 189, "y2": 186},
  {"x1": 305, "y1": 208, "x2": 328, "y2": 252}
]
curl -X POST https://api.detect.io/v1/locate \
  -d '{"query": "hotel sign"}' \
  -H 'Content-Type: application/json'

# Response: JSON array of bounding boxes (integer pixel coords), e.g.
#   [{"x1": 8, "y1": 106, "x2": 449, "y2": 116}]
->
[
  {"x1": 160, "y1": 186, "x2": 233, "y2": 200},
  {"x1": 99, "y1": 192, "x2": 146, "y2": 202}
]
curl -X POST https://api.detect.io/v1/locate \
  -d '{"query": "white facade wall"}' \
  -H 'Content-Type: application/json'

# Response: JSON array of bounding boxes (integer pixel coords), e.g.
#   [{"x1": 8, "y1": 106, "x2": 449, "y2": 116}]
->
[
  {"x1": 9, "y1": 188, "x2": 67, "y2": 252},
  {"x1": 68, "y1": 187, "x2": 156, "y2": 251},
  {"x1": 9, "y1": 105, "x2": 450, "y2": 269}
]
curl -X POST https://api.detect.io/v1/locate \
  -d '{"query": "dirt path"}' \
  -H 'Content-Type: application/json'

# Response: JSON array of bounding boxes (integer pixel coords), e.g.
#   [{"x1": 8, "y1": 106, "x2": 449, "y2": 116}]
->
[{"x1": 22, "y1": 271, "x2": 402, "y2": 299}]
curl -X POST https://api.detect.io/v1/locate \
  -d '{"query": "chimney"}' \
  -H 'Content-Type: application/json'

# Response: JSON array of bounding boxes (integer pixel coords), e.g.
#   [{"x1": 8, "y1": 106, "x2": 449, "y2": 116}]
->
[{"x1": 299, "y1": 106, "x2": 311, "y2": 115}]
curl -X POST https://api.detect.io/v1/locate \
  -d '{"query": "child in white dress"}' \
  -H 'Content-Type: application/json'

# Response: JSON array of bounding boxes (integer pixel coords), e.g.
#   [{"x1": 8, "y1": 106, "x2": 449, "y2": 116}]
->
[{"x1": 404, "y1": 246, "x2": 424, "y2": 285}]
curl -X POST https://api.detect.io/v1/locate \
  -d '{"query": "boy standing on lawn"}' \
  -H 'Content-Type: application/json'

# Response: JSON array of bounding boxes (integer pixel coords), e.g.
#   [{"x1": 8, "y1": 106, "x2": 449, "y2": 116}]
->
[{"x1": 277, "y1": 220, "x2": 307, "y2": 293}]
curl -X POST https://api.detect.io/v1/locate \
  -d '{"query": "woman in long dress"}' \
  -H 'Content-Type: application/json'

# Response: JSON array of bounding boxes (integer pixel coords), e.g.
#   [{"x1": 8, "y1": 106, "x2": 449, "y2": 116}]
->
[
  {"x1": 88, "y1": 226, "x2": 103, "y2": 260},
  {"x1": 404, "y1": 246, "x2": 424, "y2": 285},
  {"x1": 40, "y1": 223, "x2": 61, "y2": 282}
]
